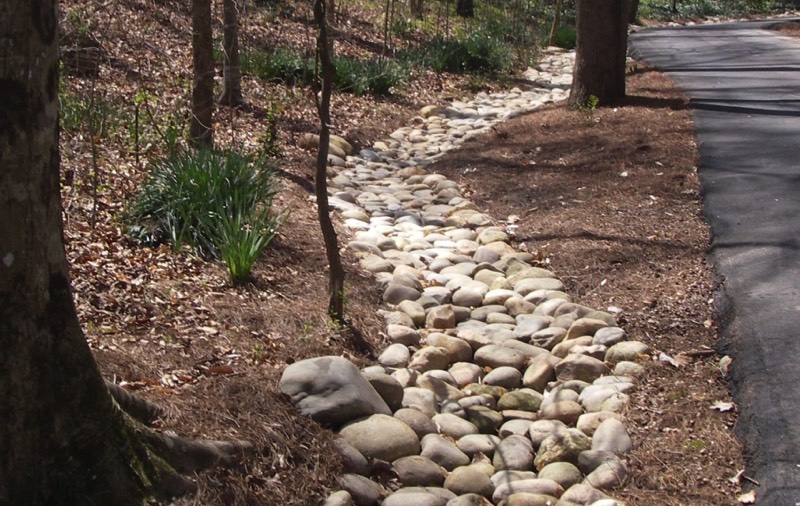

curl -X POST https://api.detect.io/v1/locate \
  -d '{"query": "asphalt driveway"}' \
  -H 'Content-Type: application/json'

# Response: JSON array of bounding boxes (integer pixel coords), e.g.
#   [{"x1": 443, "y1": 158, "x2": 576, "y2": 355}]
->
[{"x1": 630, "y1": 20, "x2": 800, "y2": 505}]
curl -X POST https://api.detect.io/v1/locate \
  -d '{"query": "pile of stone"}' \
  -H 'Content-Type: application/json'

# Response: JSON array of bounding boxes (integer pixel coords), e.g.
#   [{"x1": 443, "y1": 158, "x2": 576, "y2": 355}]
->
[{"x1": 280, "y1": 49, "x2": 651, "y2": 506}]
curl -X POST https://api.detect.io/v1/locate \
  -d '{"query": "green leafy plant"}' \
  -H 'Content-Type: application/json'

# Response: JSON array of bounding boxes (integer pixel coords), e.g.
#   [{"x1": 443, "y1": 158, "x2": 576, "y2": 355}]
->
[
  {"x1": 332, "y1": 57, "x2": 407, "y2": 96},
  {"x1": 575, "y1": 94, "x2": 600, "y2": 121},
  {"x1": 126, "y1": 149, "x2": 283, "y2": 284}
]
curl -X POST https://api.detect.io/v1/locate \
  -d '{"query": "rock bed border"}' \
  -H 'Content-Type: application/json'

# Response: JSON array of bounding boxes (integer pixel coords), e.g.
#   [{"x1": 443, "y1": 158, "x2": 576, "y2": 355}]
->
[{"x1": 281, "y1": 49, "x2": 650, "y2": 506}]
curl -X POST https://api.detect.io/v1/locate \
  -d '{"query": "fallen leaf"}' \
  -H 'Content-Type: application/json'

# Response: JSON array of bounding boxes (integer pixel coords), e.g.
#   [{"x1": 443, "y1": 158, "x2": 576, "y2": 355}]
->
[
  {"x1": 659, "y1": 352, "x2": 690, "y2": 368},
  {"x1": 729, "y1": 469, "x2": 744, "y2": 484},
  {"x1": 719, "y1": 355, "x2": 732, "y2": 376},
  {"x1": 208, "y1": 365, "x2": 235, "y2": 375},
  {"x1": 710, "y1": 401, "x2": 736, "y2": 412},
  {"x1": 738, "y1": 490, "x2": 756, "y2": 504}
]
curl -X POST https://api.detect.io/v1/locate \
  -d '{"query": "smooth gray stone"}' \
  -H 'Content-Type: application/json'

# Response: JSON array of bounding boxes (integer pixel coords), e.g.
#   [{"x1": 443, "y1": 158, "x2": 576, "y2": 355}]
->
[
  {"x1": 584, "y1": 459, "x2": 628, "y2": 490},
  {"x1": 464, "y1": 405, "x2": 504, "y2": 434},
  {"x1": 536, "y1": 461, "x2": 583, "y2": 490},
  {"x1": 554, "y1": 354, "x2": 611, "y2": 383},
  {"x1": 456, "y1": 434, "x2": 502, "y2": 457},
  {"x1": 338, "y1": 473, "x2": 384, "y2": 506},
  {"x1": 322, "y1": 490, "x2": 353, "y2": 506},
  {"x1": 497, "y1": 390, "x2": 543, "y2": 412},
  {"x1": 528, "y1": 420, "x2": 568, "y2": 449},
  {"x1": 491, "y1": 478, "x2": 563, "y2": 504},
  {"x1": 592, "y1": 326, "x2": 627, "y2": 347},
  {"x1": 389, "y1": 487, "x2": 457, "y2": 505},
  {"x1": 335, "y1": 438, "x2": 370, "y2": 476},
  {"x1": 393, "y1": 455, "x2": 447, "y2": 487},
  {"x1": 402, "y1": 387, "x2": 438, "y2": 417},
  {"x1": 279, "y1": 356, "x2": 390, "y2": 427},
  {"x1": 604, "y1": 340, "x2": 650, "y2": 363},
  {"x1": 421, "y1": 434, "x2": 471, "y2": 471},
  {"x1": 449, "y1": 362, "x2": 484, "y2": 387},
  {"x1": 362, "y1": 371, "x2": 405, "y2": 412},
  {"x1": 591, "y1": 418, "x2": 633, "y2": 454},
  {"x1": 559, "y1": 483, "x2": 610, "y2": 505},
  {"x1": 340, "y1": 414, "x2": 420, "y2": 462},
  {"x1": 427, "y1": 332, "x2": 474, "y2": 363},
  {"x1": 433, "y1": 413, "x2": 480, "y2": 439},
  {"x1": 483, "y1": 366, "x2": 522, "y2": 389},
  {"x1": 395, "y1": 408, "x2": 438, "y2": 439},
  {"x1": 410, "y1": 347, "x2": 450, "y2": 372},
  {"x1": 492, "y1": 434, "x2": 534, "y2": 471},
  {"x1": 378, "y1": 343, "x2": 411, "y2": 368},
  {"x1": 445, "y1": 493, "x2": 492, "y2": 506},
  {"x1": 444, "y1": 466, "x2": 495, "y2": 498},
  {"x1": 473, "y1": 345, "x2": 526, "y2": 370}
]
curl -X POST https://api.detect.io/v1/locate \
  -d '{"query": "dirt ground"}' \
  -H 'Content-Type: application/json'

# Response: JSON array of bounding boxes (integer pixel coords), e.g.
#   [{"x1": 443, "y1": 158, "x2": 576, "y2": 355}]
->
[{"x1": 57, "y1": 0, "x2": 750, "y2": 503}]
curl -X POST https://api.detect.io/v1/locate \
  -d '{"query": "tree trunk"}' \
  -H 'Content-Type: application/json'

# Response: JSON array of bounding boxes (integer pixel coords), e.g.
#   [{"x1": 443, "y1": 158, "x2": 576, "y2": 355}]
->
[
  {"x1": 670, "y1": 0, "x2": 677, "y2": 13},
  {"x1": 0, "y1": 2, "x2": 245, "y2": 503},
  {"x1": 568, "y1": 0, "x2": 628, "y2": 107},
  {"x1": 456, "y1": 0, "x2": 474, "y2": 18},
  {"x1": 191, "y1": 0, "x2": 214, "y2": 147},
  {"x1": 411, "y1": 0, "x2": 424, "y2": 19},
  {"x1": 628, "y1": 0, "x2": 640, "y2": 23},
  {"x1": 549, "y1": 0, "x2": 564, "y2": 46},
  {"x1": 0, "y1": 1, "x2": 185, "y2": 503},
  {"x1": 219, "y1": 0, "x2": 245, "y2": 107},
  {"x1": 313, "y1": 0, "x2": 346, "y2": 323}
]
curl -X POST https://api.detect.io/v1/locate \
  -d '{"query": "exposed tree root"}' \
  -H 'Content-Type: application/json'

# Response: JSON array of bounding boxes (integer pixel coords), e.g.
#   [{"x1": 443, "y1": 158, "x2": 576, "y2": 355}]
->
[{"x1": 106, "y1": 380, "x2": 164, "y2": 425}]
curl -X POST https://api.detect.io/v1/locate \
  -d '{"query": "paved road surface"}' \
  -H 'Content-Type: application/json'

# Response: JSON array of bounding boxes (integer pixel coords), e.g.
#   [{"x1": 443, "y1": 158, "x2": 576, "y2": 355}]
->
[{"x1": 631, "y1": 20, "x2": 800, "y2": 505}]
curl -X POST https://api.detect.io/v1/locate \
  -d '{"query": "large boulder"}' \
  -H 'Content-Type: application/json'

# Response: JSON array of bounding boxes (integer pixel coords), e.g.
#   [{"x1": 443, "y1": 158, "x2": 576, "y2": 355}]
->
[{"x1": 279, "y1": 356, "x2": 390, "y2": 426}]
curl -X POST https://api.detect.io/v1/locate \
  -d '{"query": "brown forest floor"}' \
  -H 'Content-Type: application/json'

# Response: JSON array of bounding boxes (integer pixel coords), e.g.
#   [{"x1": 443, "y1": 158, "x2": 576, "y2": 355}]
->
[{"x1": 57, "y1": 1, "x2": 756, "y2": 504}]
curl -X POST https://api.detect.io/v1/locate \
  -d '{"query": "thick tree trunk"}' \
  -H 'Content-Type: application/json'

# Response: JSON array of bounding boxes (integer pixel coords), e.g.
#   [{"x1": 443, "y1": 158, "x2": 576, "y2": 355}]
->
[
  {"x1": 568, "y1": 0, "x2": 628, "y2": 107},
  {"x1": 191, "y1": 0, "x2": 214, "y2": 147},
  {"x1": 0, "y1": 2, "x2": 246, "y2": 503},
  {"x1": 549, "y1": 0, "x2": 564, "y2": 46},
  {"x1": 313, "y1": 0, "x2": 346, "y2": 323},
  {"x1": 628, "y1": 0, "x2": 640, "y2": 23},
  {"x1": 219, "y1": 0, "x2": 245, "y2": 107},
  {"x1": 0, "y1": 2, "x2": 186, "y2": 504}
]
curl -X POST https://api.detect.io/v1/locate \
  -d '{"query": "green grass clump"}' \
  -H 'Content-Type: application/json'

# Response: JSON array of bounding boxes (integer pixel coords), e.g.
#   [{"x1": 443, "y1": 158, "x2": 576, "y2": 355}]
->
[
  {"x1": 552, "y1": 26, "x2": 576, "y2": 50},
  {"x1": 127, "y1": 148, "x2": 282, "y2": 284},
  {"x1": 332, "y1": 57, "x2": 407, "y2": 96},
  {"x1": 399, "y1": 30, "x2": 513, "y2": 76}
]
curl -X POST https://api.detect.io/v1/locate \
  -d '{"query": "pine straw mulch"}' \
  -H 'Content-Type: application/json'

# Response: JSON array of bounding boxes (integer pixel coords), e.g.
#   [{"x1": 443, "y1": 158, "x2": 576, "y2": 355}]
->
[
  {"x1": 429, "y1": 65, "x2": 745, "y2": 505},
  {"x1": 59, "y1": 0, "x2": 746, "y2": 504}
]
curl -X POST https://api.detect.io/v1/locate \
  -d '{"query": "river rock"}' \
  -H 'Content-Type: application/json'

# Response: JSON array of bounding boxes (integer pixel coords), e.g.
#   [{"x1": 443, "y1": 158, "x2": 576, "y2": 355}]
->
[
  {"x1": 492, "y1": 434, "x2": 534, "y2": 471},
  {"x1": 340, "y1": 414, "x2": 420, "y2": 462},
  {"x1": 554, "y1": 354, "x2": 611, "y2": 383},
  {"x1": 280, "y1": 356, "x2": 390, "y2": 426},
  {"x1": 444, "y1": 466, "x2": 496, "y2": 498},
  {"x1": 421, "y1": 434, "x2": 471, "y2": 471},
  {"x1": 533, "y1": 429, "x2": 591, "y2": 469},
  {"x1": 591, "y1": 418, "x2": 632, "y2": 454},
  {"x1": 394, "y1": 455, "x2": 448, "y2": 487},
  {"x1": 536, "y1": 461, "x2": 583, "y2": 489},
  {"x1": 338, "y1": 473, "x2": 384, "y2": 506}
]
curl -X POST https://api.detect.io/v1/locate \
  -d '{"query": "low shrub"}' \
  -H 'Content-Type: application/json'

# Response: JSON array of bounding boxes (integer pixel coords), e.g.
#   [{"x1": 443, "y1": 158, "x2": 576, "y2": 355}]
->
[
  {"x1": 332, "y1": 57, "x2": 407, "y2": 96},
  {"x1": 127, "y1": 148, "x2": 282, "y2": 284},
  {"x1": 400, "y1": 30, "x2": 513, "y2": 76},
  {"x1": 552, "y1": 26, "x2": 576, "y2": 50}
]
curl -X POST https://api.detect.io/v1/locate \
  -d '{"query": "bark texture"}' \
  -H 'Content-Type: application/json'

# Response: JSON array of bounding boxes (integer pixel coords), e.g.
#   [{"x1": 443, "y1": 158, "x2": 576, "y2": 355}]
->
[
  {"x1": 568, "y1": 0, "x2": 629, "y2": 107},
  {"x1": 0, "y1": 2, "x2": 246, "y2": 503},
  {"x1": 219, "y1": 0, "x2": 245, "y2": 107},
  {"x1": 191, "y1": 0, "x2": 214, "y2": 146},
  {"x1": 313, "y1": 0, "x2": 346, "y2": 323},
  {"x1": 0, "y1": 1, "x2": 187, "y2": 504}
]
